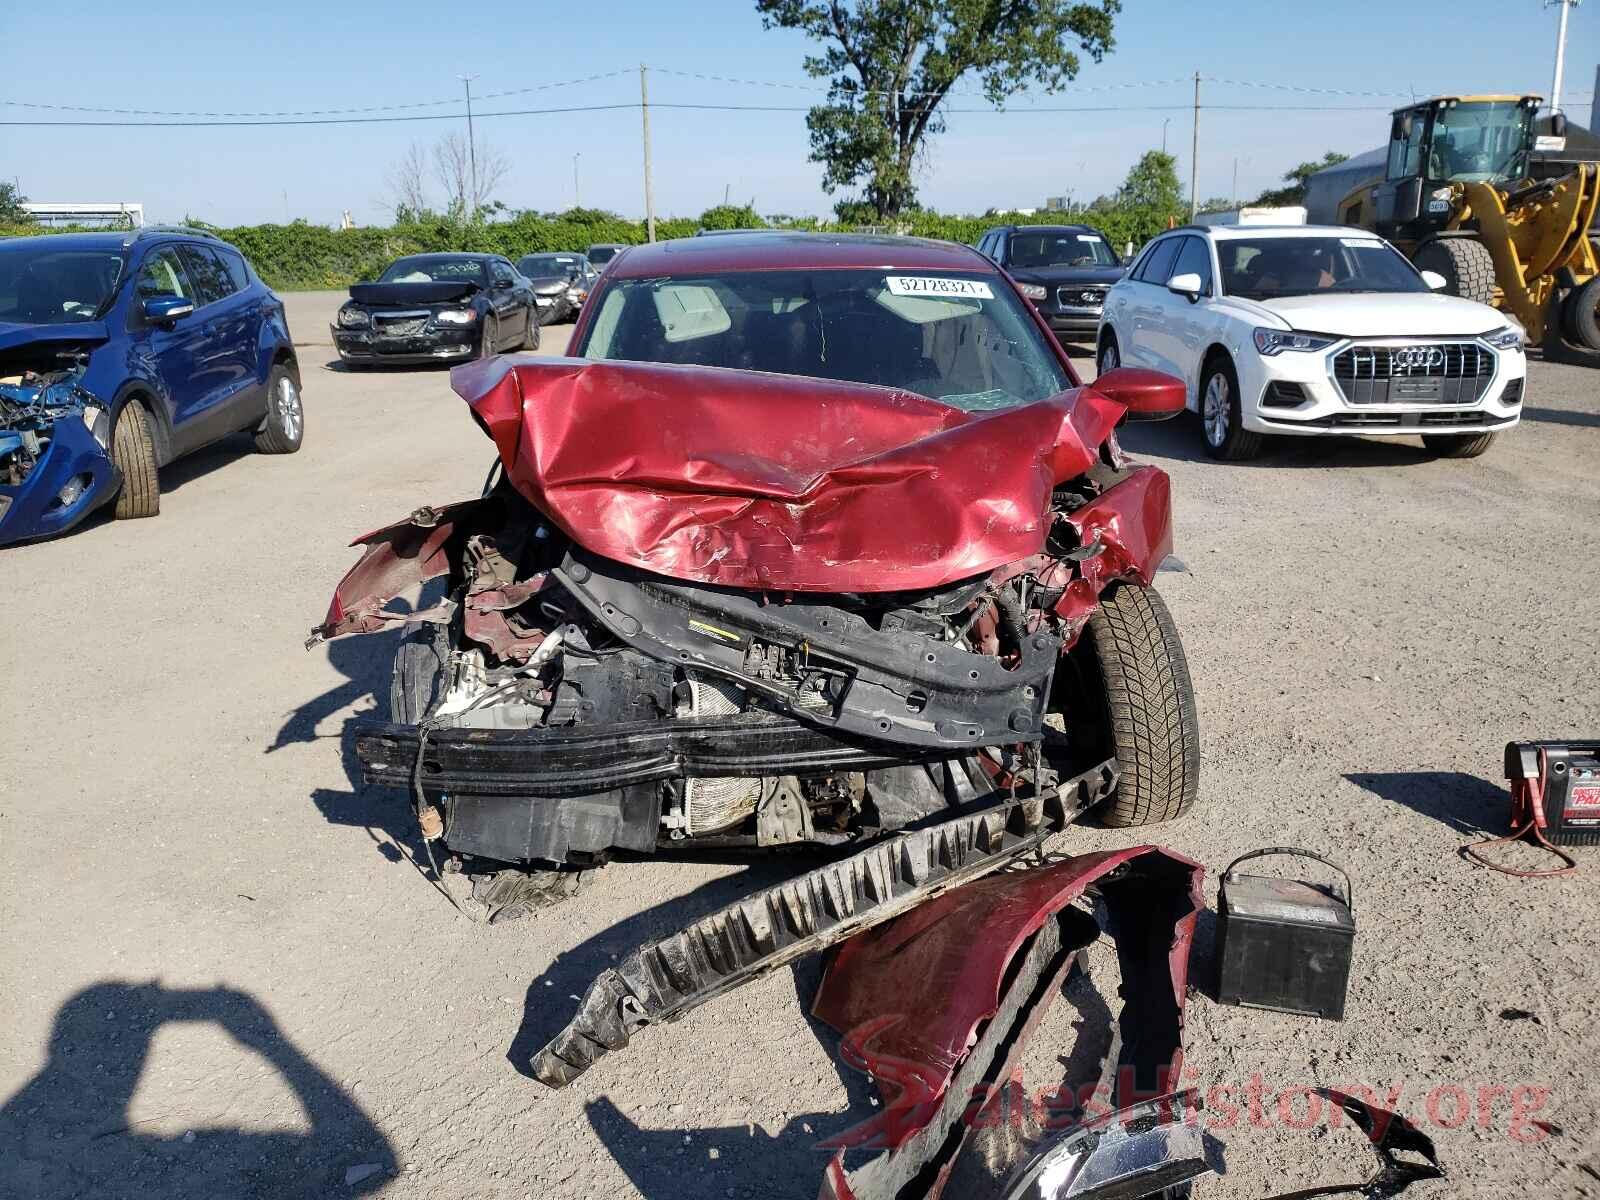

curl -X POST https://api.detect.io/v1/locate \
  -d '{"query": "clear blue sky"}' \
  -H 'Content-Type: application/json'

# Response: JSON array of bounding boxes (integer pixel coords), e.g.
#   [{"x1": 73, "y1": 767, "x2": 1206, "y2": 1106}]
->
[{"x1": 4, "y1": 0, "x2": 1595, "y2": 226}]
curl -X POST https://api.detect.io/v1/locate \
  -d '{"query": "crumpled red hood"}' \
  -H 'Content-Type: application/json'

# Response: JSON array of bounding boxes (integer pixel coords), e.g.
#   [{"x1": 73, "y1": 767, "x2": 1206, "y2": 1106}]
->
[{"x1": 451, "y1": 356, "x2": 1127, "y2": 593}]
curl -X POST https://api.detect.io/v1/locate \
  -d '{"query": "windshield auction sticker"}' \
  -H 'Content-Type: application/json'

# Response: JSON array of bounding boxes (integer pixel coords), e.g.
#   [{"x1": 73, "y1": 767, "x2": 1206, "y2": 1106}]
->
[{"x1": 885, "y1": 276, "x2": 994, "y2": 299}]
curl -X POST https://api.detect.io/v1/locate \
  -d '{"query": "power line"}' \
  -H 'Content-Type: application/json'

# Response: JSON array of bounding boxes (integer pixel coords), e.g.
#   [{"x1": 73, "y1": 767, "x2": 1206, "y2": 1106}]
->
[{"x1": 0, "y1": 69, "x2": 633, "y2": 119}]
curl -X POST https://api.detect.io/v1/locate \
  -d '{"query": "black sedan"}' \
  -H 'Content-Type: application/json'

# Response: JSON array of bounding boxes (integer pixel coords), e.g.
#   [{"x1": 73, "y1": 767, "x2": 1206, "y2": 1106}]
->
[
  {"x1": 332, "y1": 253, "x2": 540, "y2": 367},
  {"x1": 516, "y1": 253, "x2": 595, "y2": 325}
]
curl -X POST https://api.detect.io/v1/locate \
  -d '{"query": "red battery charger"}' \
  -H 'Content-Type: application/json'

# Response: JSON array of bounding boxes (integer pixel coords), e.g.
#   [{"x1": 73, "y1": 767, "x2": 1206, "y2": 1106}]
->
[{"x1": 1464, "y1": 741, "x2": 1600, "y2": 876}]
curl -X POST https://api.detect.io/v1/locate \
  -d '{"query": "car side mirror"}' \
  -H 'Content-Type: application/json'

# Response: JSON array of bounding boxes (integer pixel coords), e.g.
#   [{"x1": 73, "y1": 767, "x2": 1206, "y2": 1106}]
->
[
  {"x1": 1420, "y1": 270, "x2": 1447, "y2": 291},
  {"x1": 142, "y1": 295, "x2": 195, "y2": 324},
  {"x1": 1090, "y1": 366, "x2": 1186, "y2": 422},
  {"x1": 1166, "y1": 272, "x2": 1204, "y2": 301}
]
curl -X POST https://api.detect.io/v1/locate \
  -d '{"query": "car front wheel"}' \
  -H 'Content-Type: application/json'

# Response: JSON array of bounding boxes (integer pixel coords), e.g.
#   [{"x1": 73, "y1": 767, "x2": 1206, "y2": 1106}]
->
[
  {"x1": 1097, "y1": 333, "x2": 1119, "y2": 376},
  {"x1": 1081, "y1": 584, "x2": 1200, "y2": 827},
  {"x1": 111, "y1": 402, "x2": 160, "y2": 519},
  {"x1": 1199, "y1": 357, "x2": 1263, "y2": 461},
  {"x1": 1422, "y1": 432, "x2": 1496, "y2": 458}
]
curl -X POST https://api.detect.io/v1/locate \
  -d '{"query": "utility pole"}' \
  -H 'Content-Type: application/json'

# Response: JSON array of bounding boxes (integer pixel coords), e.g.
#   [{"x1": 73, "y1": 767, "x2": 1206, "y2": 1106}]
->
[
  {"x1": 1161, "y1": 117, "x2": 1171, "y2": 154},
  {"x1": 1231, "y1": 157, "x2": 1238, "y2": 209},
  {"x1": 640, "y1": 64, "x2": 657, "y2": 242},
  {"x1": 1546, "y1": 0, "x2": 1580, "y2": 115},
  {"x1": 724, "y1": 183, "x2": 731, "y2": 206},
  {"x1": 460, "y1": 74, "x2": 480, "y2": 219},
  {"x1": 1189, "y1": 72, "x2": 1201, "y2": 221},
  {"x1": 573, "y1": 153, "x2": 581, "y2": 208}
]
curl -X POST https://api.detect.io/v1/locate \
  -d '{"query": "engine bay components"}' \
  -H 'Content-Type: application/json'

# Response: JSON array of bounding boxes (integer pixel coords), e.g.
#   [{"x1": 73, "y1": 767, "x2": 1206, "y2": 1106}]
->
[{"x1": 0, "y1": 363, "x2": 116, "y2": 547}]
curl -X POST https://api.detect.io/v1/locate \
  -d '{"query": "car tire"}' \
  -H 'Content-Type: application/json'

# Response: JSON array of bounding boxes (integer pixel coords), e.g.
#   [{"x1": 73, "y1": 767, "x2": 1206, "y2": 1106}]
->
[
  {"x1": 111, "y1": 401, "x2": 160, "y2": 520},
  {"x1": 1082, "y1": 583, "x2": 1199, "y2": 827},
  {"x1": 1199, "y1": 356, "x2": 1263, "y2": 461},
  {"x1": 1413, "y1": 238, "x2": 1496, "y2": 305},
  {"x1": 479, "y1": 315, "x2": 500, "y2": 360},
  {"x1": 1421, "y1": 432, "x2": 1496, "y2": 458},
  {"x1": 1563, "y1": 275, "x2": 1600, "y2": 352},
  {"x1": 390, "y1": 623, "x2": 450, "y2": 724},
  {"x1": 254, "y1": 365, "x2": 303, "y2": 454},
  {"x1": 520, "y1": 309, "x2": 540, "y2": 351},
  {"x1": 1097, "y1": 332, "x2": 1120, "y2": 377}
]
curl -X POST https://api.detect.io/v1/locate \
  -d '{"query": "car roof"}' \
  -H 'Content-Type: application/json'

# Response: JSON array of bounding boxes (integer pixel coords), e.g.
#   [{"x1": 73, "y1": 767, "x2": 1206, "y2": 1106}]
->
[
  {"x1": 1177, "y1": 224, "x2": 1386, "y2": 242},
  {"x1": 606, "y1": 231, "x2": 993, "y2": 278},
  {"x1": 0, "y1": 232, "x2": 128, "y2": 251},
  {"x1": 994, "y1": 224, "x2": 1100, "y2": 235},
  {"x1": 393, "y1": 251, "x2": 500, "y2": 261}
]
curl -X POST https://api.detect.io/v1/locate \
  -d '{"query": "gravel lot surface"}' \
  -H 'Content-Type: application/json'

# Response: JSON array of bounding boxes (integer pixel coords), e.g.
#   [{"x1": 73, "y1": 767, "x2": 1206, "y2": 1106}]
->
[{"x1": 3, "y1": 287, "x2": 1598, "y2": 1200}]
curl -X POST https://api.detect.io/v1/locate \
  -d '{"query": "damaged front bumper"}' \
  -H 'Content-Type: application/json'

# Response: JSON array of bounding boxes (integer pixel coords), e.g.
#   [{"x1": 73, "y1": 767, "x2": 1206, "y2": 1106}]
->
[
  {"x1": 530, "y1": 758, "x2": 1119, "y2": 1088},
  {"x1": 0, "y1": 384, "x2": 118, "y2": 547}
]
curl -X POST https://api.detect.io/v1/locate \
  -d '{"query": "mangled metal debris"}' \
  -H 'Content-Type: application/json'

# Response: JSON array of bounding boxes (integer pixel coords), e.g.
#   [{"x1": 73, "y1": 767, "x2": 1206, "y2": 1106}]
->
[
  {"x1": 0, "y1": 357, "x2": 115, "y2": 547},
  {"x1": 529, "y1": 759, "x2": 1118, "y2": 1088},
  {"x1": 811, "y1": 847, "x2": 1206, "y2": 1200}
]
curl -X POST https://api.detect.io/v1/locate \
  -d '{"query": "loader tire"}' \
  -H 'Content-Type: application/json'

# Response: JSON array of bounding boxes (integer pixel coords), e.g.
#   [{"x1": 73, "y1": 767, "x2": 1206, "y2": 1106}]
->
[
  {"x1": 1564, "y1": 276, "x2": 1600, "y2": 352},
  {"x1": 390, "y1": 624, "x2": 449, "y2": 724},
  {"x1": 111, "y1": 401, "x2": 160, "y2": 519},
  {"x1": 1083, "y1": 583, "x2": 1200, "y2": 827},
  {"x1": 1413, "y1": 238, "x2": 1496, "y2": 305}
]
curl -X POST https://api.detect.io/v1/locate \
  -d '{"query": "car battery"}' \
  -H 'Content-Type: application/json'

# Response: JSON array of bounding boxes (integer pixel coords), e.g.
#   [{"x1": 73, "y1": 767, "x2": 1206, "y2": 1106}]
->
[
  {"x1": 1506, "y1": 741, "x2": 1600, "y2": 846},
  {"x1": 1217, "y1": 847, "x2": 1354, "y2": 1021}
]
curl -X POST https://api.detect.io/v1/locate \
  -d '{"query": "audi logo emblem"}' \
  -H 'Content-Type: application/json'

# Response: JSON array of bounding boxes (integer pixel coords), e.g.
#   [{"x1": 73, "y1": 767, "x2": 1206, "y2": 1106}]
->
[{"x1": 1392, "y1": 347, "x2": 1445, "y2": 371}]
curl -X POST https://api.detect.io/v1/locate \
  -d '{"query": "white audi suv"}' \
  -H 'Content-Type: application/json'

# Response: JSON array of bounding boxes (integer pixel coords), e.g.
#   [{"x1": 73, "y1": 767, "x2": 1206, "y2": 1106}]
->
[{"x1": 1096, "y1": 224, "x2": 1526, "y2": 460}]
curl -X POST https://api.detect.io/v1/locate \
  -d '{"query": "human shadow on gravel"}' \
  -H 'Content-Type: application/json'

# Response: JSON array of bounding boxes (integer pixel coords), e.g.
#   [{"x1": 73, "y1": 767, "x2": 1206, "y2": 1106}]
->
[
  {"x1": 0, "y1": 981, "x2": 393, "y2": 1200},
  {"x1": 1119, "y1": 416, "x2": 1435, "y2": 469},
  {"x1": 1344, "y1": 770, "x2": 1509, "y2": 835}
]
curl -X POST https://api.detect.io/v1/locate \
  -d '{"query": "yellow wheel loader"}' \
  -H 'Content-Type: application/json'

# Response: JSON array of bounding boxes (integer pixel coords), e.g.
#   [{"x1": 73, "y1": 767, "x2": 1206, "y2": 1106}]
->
[{"x1": 1305, "y1": 96, "x2": 1600, "y2": 352}]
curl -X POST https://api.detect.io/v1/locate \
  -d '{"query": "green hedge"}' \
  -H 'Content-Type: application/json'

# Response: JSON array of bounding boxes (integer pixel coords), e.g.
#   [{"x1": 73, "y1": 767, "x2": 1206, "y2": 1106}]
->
[{"x1": 2, "y1": 203, "x2": 1182, "y2": 292}]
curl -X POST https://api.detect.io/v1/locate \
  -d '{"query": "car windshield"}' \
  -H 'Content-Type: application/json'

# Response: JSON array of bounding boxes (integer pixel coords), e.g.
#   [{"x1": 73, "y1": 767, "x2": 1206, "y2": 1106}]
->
[
  {"x1": 380, "y1": 257, "x2": 486, "y2": 284},
  {"x1": 519, "y1": 255, "x2": 581, "y2": 279},
  {"x1": 578, "y1": 268, "x2": 1071, "y2": 411},
  {"x1": 0, "y1": 243, "x2": 126, "y2": 325},
  {"x1": 587, "y1": 246, "x2": 619, "y2": 265},
  {"x1": 1217, "y1": 237, "x2": 1428, "y2": 300},
  {"x1": 1431, "y1": 102, "x2": 1532, "y2": 183},
  {"x1": 1007, "y1": 231, "x2": 1118, "y2": 269}
]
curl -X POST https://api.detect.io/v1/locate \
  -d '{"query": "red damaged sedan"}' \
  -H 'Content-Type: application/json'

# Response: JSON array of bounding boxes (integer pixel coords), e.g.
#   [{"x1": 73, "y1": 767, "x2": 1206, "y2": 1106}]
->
[{"x1": 311, "y1": 232, "x2": 1198, "y2": 910}]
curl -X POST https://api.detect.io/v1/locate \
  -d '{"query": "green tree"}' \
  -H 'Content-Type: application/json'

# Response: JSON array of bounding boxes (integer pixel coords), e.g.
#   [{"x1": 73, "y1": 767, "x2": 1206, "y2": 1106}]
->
[
  {"x1": 0, "y1": 181, "x2": 32, "y2": 224},
  {"x1": 1116, "y1": 150, "x2": 1182, "y2": 211},
  {"x1": 756, "y1": 0, "x2": 1120, "y2": 219},
  {"x1": 1253, "y1": 151, "x2": 1348, "y2": 207},
  {"x1": 698, "y1": 204, "x2": 767, "y2": 230}
]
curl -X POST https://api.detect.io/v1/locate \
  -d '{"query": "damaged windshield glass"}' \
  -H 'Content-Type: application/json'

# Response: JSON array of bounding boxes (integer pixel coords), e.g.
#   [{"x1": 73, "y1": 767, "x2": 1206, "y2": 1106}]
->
[
  {"x1": 379, "y1": 256, "x2": 487, "y2": 285},
  {"x1": 0, "y1": 244, "x2": 126, "y2": 325},
  {"x1": 578, "y1": 268, "x2": 1069, "y2": 410}
]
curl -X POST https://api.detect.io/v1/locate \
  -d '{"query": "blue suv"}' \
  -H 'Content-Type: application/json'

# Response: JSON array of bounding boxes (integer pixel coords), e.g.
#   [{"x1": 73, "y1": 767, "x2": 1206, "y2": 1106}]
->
[{"x1": 0, "y1": 228, "x2": 302, "y2": 546}]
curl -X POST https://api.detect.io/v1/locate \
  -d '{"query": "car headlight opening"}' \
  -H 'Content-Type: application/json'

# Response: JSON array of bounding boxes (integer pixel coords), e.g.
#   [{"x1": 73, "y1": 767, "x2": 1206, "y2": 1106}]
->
[
  {"x1": 1253, "y1": 328, "x2": 1337, "y2": 356},
  {"x1": 1017, "y1": 282, "x2": 1048, "y2": 302},
  {"x1": 337, "y1": 306, "x2": 370, "y2": 329},
  {"x1": 1485, "y1": 325, "x2": 1524, "y2": 350},
  {"x1": 434, "y1": 308, "x2": 477, "y2": 326}
]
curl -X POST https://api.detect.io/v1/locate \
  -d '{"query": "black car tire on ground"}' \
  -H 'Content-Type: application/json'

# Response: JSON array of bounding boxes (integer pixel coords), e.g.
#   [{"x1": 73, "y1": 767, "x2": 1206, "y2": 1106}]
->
[
  {"x1": 390, "y1": 624, "x2": 449, "y2": 724},
  {"x1": 1422, "y1": 432, "x2": 1496, "y2": 458},
  {"x1": 520, "y1": 309, "x2": 540, "y2": 351},
  {"x1": 111, "y1": 402, "x2": 160, "y2": 520},
  {"x1": 254, "y1": 365, "x2": 304, "y2": 454},
  {"x1": 1563, "y1": 275, "x2": 1600, "y2": 352},
  {"x1": 480, "y1": 316, "x2": 500, "y2": 360},
  {"x1": 1082, "y1": 584, "x2": 1199, "y2": 827},
  {"x1": 1199, "y1": 355, "x2": 1263, "y2": 461},
  {"x1": 1413, "y1": 238, "x2": 1496, "y2": 305}
]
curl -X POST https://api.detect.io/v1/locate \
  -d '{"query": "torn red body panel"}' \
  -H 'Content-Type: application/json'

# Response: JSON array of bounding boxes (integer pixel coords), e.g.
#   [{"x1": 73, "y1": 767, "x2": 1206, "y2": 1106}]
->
[
  {"x1": 1052, "y1": 466, "x2": 1173, "y2": 633},
  {"x1": 309, "y1": 502, "x2": 471, "y2": 643},
  {"x1": 450, "y1": 356, "x2": 1136, "y2": 593},
  {"x1": 811, "y1": 846, "x2": 1203, "y2": 1200}
]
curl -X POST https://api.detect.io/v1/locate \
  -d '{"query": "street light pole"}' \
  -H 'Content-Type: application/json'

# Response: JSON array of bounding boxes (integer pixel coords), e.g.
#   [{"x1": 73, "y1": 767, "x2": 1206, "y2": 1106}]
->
[
  {"x1": 459, "y1": 74, "x2": 479, "y2": 219},
  {"x1": 573, "y1": 153, "x2": 581, "y2": 208},
  {"x1": 1547, "y1": 0, "x2": 1580, "y2": 115},
  {"x1": 640, "y1": 64, "x2": 657, "y2": 242},
  {"x1": 1162, "y1": 117, "x2": 1171, "y2": 154},
  {"x1": 1189, "y1": 72, "x2": 1201, "y2": 221}
]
